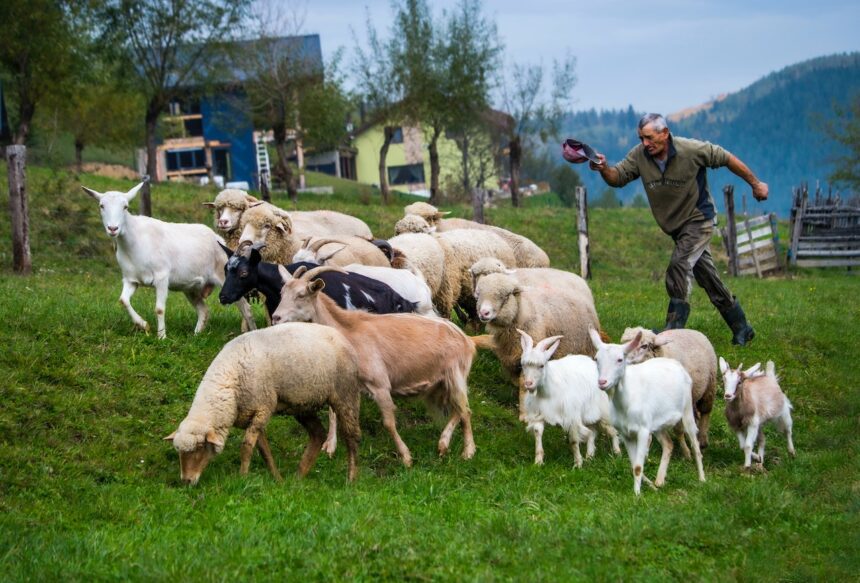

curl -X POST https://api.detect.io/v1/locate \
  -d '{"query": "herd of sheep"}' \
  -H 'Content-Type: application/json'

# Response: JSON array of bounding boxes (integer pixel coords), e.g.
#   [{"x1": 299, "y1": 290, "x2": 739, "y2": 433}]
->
[{"x1": 82, "y1": 182, "x2": 797, "y2": 494}]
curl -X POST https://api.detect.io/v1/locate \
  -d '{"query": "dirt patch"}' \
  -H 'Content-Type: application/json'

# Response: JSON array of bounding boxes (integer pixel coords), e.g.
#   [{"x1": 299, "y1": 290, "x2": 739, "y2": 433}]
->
[{"x1": 77, "y1": 162, "x2": 139, "y2": 181}]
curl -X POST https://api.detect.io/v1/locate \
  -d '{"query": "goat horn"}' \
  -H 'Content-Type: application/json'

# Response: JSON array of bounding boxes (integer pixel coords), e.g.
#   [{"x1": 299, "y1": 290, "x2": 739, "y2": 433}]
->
[
  {"x1": 300, "y1": 265, "x2": 348, "y2": 282},
  {"x1": 308, "y1": 238, "x2": 343, "y2": 252}
]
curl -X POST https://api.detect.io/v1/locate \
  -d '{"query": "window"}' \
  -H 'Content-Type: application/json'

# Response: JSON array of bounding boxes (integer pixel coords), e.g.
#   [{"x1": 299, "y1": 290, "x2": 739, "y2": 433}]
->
[
  {"x1": 388, "y1": 163, "x2": 425, "y2": 185},
  {"x1": 165, "y1": 148, "x2": 206, "y2": 172},
  {"x1": 183, "y1": 117, "x2": 203, "y2": 137},
  {"x1": 390, "y1": 127, "x2": 404, "y2": 144}
]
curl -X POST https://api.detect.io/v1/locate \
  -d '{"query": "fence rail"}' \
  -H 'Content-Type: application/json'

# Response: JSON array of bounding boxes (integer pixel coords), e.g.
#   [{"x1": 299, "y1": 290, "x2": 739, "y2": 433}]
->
[{"x1": 788, "y1": 183, "x2": 860, "y2": 269}]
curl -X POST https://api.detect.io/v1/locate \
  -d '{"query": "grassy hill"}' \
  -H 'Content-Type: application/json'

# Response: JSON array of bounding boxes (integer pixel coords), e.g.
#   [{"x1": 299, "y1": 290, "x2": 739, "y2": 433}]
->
[{"x1": 0, "y1": 168, "x2": 857, "y2": 580}]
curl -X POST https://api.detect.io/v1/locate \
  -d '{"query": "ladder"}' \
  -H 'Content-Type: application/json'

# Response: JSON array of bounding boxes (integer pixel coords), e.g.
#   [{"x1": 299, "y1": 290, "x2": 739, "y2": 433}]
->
[{"x1": 255, "y1": 138, "x2": 271, "y2": 191}]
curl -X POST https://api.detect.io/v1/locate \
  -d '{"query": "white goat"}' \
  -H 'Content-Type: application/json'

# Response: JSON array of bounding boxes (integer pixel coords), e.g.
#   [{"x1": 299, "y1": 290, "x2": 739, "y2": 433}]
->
[
  {"x1": 343, "y1": 263, "x2": 437, "y2": 317},
  {"x1": 719, "y1": 358, "x2": 796, "y2": 469},
  {"x1": 83, "y1": 182, "x2": 254, "y2": 339},
  {"x1": 589, "y1": 329, "x2": 705, "y2": 495},
  {"x1": 518, "y1": 330, "x2": 620, "y2": 467}
]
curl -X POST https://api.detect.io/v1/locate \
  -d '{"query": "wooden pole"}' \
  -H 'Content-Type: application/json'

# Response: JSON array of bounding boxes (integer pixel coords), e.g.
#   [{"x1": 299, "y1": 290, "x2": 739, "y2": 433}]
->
[
  {"x1": 6, "y1": 145, "x2": 32, "y2": 274},
  {"x1": 789, "y1": 186, "x2": 808, "y2": 267},
  {"x1": 723, "y1": 185, "x2": 738, "y2": 276},
  {"x1": 576, "y1": 186, "x2": 591, "y2": 280},
  {"x1": 471, "y1": 187, "x2": 485, "y2": 224}
]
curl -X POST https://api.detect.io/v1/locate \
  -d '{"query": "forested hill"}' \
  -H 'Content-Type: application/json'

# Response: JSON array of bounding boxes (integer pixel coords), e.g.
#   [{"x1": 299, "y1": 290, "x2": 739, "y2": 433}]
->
[{"x1": 559, "y1": 53, "x2": 860, "y2": 217}]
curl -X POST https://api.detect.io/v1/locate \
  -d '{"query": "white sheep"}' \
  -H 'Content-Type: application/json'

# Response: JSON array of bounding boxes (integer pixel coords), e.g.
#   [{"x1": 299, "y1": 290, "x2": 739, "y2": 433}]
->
[
  {"x1": 83, "y1": 182, "x2": 255, "y2": 339},
  {"x1": 518, "y1": 330, "x2": 620, "y2": 467},
  {"x1": 165, "y1": 322, "x2": 364, "y2": 484},
  {"x1": 469, "y1": 257, "x2": 594, "y2": 306},
  {"x1": 719, "y1": 358, "x2": 796, "y2": 469},
  {"x1": 620, "y1": 326, "x2": 717, "y2": 450},
  {"x1": 589, "y1": 328, "x2": 706, "y2": 496}
]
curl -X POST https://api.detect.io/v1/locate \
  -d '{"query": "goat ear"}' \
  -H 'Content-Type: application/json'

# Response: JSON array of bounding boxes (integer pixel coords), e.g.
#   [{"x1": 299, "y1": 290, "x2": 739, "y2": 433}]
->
[
  {"x1": 516, "y1": 328, "x2": 534, "y2": 353},
  {"x1": 218, "y1": 242, "x2": 233, "y2": 258},
  {"x1": 588, "y1": 328, "x2": 604, "y2": 350},
  {"x1": 719, "y1": 357, "x2": 728, "y2": 374},
  {"x1": 126, "y1": 182, "x2": 145, "y2": 201},
  {"x1": 623, "y1": 331, "x2": 642, "y2": 355},
  {"x1": 81, "y1": 186, "x2": 103, "y2": 200},
  {"x1": 538, "y1": 335, "x2": 564, "y2": 357},
  {"x1": 249, "y1": 245, "x2": 265, "y2": 265},
  {"x1": 205, "y1": 429, "x2": 225, "y2": 451},
  {"x1": 744, "y1": 362, "x2": 762, "y2": 376},
  {"x1": 318, "y1": 245, "x2": 347, "y2": 264},
  {"x1": 163, "y1": 431, "x2": 176, "y2": 441},
  {"x1": 308, "y1": 278, "x2": 326, "y2": 294}
]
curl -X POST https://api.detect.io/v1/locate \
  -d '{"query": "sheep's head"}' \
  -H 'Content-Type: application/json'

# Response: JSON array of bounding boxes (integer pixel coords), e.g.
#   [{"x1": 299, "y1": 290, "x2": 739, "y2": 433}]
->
[
  {"x1": 395, "y1": 214, "x2": 435, "y2": 235},
  {"x1": 469, "y1": 257, "x2": 513, "y2": 293},
  {"x1": 271, "y1": 265, "x2": 343, "y2": 325},
  {"x1": 238, "y1": 203, "x2": 292, "y2": 248},
  {"x1": 719, "y1": 357, "x2": 762, "y2": 402},
  {"x1": 475, "y1": 273, "x2": 521, "y2": 326},
  {"x1": 164, "y1": 420, "x2": 226, "y2": 486},
  {"x1": 619, "y1": 326, "x2": 660, "y2": 364},
  {"x1": 82, "y1": 182, "x2": 145, "y2": 238},
  {"x1": 518, "y1": 329, "x2": 563, "y2": 392},
  {"x1": 203, "y1": 189, "x2": 258, "y2": 232},
  {"x1": 590, "y1": 328, "x2": 641, "y2": 392},
  {"x1": 403, "y1": 202, "x2": 449, "y2": 227}
]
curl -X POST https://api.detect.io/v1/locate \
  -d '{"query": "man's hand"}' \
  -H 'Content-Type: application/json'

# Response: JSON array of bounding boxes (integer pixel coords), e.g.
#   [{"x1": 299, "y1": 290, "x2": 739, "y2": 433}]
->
[
  {"x1": 589, "y1": 153, "x2": 607, "y2": 172},
  {"x1": 752, "y1": 181, "x2": 769, "y2": 202}
]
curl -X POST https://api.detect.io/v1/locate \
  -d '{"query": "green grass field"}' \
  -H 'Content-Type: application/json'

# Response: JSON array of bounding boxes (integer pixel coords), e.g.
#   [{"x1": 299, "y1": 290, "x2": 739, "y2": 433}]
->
[{"x1": 0, "y1": 167, "x2": 857, "y2": 581}]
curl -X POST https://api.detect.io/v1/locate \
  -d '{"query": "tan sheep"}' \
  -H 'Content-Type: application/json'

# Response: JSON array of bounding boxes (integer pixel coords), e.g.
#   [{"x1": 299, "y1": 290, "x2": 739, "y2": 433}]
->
[
  {"x1": 164, "y1": 323, "x2": 364, "y2": 484},
  {"x1": 469, "y1": 257, "x2": 595, "y2": 307},
  {"x1": 621, "y1": 326, "x2": 718, "y2": 449},
  {"x1": 389, "y1": 232, "x2": 446, "y2": 303},
  {"x1": 293, "y1": 236, "x2": 391, "y2": 268}
]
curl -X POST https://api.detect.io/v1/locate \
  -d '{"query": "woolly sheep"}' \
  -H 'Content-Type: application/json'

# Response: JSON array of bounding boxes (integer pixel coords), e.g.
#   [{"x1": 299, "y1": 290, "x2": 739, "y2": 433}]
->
[
  {"x1": 719, "y1": 358, "x2": 795, "y2": 469},
  {"x1": 620, "y1": 326, "x2": 718, "y2": 449},
  {"x1": 83, "y1": 182, "x2": 255, "y2": 339},
  {"x1": 388, "y1": 231, "x2": 460, "y2": 318},
  {"x1": 165, "y1": 323, "x2": 364, "y2": 484},
  {"x1": 469, "y1": 257, "x2": 595, "y2": 306},
  {"x1": 590, "y1": 329, "x2": 706, "y2": 496},
  {"x1": 518, "y1": 330, "x2": 620, "y2": 466}
]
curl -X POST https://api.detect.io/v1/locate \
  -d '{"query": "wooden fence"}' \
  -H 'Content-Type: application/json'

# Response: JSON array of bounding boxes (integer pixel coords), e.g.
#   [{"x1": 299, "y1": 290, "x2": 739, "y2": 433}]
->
[
  {"x1": 721, "y1": 185, "x2": 782, "y2": 277},
  {"x1": 788, "y1": 184, "x2": 860, "y2": 268}
]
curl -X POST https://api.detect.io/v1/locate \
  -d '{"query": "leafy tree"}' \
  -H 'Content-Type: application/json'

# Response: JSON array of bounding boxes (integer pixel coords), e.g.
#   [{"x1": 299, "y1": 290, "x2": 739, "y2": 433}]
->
[
  {"x1": 498, "y1": 52, "x2": 577, "y2": 207},
  {"x1": 630, "y1": 193, "x2": 649, "y2": 208},
  {"x1": 551, "y1": 164, "x2": 582, "y2": 208},
  {"x1": 826, "y1": 93, "x2": 860, "y2": 190},
  {"x1": 591, "y1": 187, "x2": 622, "y2": 209},
  {"x1": 100, "y1": 0, "x2": 250, "y2": 215}
]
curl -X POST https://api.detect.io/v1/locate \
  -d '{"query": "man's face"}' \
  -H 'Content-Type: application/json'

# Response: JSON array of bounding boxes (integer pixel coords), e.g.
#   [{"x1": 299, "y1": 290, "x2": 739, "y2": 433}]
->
[{"x1": 638, "y1": 123, "x2": 670, "y2": 158}]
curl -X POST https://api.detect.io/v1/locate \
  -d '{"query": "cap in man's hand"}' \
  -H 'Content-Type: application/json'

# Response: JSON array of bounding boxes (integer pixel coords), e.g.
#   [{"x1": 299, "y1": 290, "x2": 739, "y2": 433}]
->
[{"x1": 562, "y1": 138, "x2": 600, "y2": 164}]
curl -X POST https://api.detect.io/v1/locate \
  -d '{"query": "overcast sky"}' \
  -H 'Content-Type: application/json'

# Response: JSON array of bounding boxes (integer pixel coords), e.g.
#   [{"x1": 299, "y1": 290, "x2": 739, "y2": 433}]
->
[{"x1": 297, "y1": 0, "x2": 860, "y2": 116}]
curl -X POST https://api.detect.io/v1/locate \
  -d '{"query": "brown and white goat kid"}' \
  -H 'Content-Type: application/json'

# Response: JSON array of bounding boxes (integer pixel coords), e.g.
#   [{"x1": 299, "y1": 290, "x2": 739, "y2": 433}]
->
[
  {"x1": 719, "y1": 358, "x2": 796, "y2": 469},
  {"x1": 271, "y1": 265, "x2": 477, "y2": 467}
]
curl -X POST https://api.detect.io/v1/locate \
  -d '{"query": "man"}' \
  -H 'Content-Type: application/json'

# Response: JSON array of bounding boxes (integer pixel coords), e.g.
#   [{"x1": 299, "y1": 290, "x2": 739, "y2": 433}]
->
[{"x1": 587, "y1": 113, "x2": 767, "y2": 345}]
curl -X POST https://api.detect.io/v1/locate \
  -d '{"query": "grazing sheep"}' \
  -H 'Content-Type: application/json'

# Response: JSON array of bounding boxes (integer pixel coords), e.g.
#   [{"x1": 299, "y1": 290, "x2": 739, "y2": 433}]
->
[
  {"x1": 719, "y1": 358, "x2": 796, "y2": 469},
  {"x1": 518, "y1": 330, "x2": 620, "y2": 466},
  {"x1": 590, "y1": 329, "x2": 706, "y2": 496},
  {"x1": 272, "y1": 265, "x2": 477, "y2": 467},
  {"x1": 402, "y1": 203, "x2": 550, "y2": 267},
  {"x1": 165, "y1": 323, "x2": 364, "y2": 484},
  {"x1": 620, "y1": 326, "x2": 717, "y2": 449},
  {"x1": 469, "y1": 257, "x2": 595, "y2": 306},
  {"x1": 83, "y1": 182, "x2": 254, "y2": 339},
  {"x1": 388, "y1": 231, "x2": 460, "y2": 318},
  {"x1": 203, "y1": 188, "x2": 372, "y2": 247},
  {"x1": 291, "y1": 236, "x2": 391, "y2": 268}
]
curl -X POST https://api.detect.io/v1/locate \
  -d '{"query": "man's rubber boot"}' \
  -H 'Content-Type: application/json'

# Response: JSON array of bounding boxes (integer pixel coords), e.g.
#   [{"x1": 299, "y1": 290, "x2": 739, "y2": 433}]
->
[
  {"x1": 663, "y1": 298, "x2": 691, "y2": 331},
  {"x1": 720, "y1": 299, "x2": 756, "y2": 346}
]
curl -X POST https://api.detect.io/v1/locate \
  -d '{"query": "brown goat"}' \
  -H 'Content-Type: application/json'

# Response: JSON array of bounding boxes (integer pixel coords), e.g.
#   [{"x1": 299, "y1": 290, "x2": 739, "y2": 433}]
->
[{"x1": 272, "y1": 265, "x2": 477, "y2": 467}]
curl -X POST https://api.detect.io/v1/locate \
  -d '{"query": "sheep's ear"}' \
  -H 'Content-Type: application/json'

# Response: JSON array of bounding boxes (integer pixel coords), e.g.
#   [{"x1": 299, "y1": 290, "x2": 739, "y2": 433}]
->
[
  {"x1": 512, "y1": 285, "x2": 522, "y2": 296},
  {"x1": 163, "y1": 431, "x2": 176, "y2": 441},
  {"x1": 516, "y1": 328, "x2": 534, "y2": 353},
  {"x1": 205, "y1": 429, "x2": 225, "y2": 451},
  {"x1": 81, "y1": 186, "x2": 103, "y2": 200},
  {"x1": 248, "y1": 201, "x2": 264, "y2": 208},
  {"x1": 623, "y1": 331, "x2": 642, "y2": 355},
  {"x1": 277, "y1": 265, "x2": 291, "y2": 281},
  {"x1": 244, "y1": 194, "x2": 259, "y2": 205},
  {"x1": 218, "y1": 242, "x2": 233, "y2": 258},
  {"x1": 308, "y1": 278, "x2": 326, "y2": 294},
  {"x1": 588, "y1": 328, "x2": 604, "y2": 350},
  {"x1": 652, "y1": 335, "x2": 673, "y2": 348},
  {"x1": 275, "y1": 219, "x2": 291, "y2": 235},
  {"x1": 719, "y1": 357, "x2": 728, "y2": 374},
  {"x1": 504, "y1": 268, "x2": 517, "y2": 275},
  {"x1": 202, "y1": 201, "x2": 216, "y2": 208},
  {"x1": 744, "y1": 363, "x2": 762, "y2": 376},
  {"x1": 125, "y1": 182, "x2": 145, "y2": 201}
]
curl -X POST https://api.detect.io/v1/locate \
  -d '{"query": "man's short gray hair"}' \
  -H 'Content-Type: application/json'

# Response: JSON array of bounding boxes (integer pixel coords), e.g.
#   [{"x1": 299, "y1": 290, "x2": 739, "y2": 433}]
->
[{"x1": 638, "y1": 113, "x2": 668, "y2": 132}]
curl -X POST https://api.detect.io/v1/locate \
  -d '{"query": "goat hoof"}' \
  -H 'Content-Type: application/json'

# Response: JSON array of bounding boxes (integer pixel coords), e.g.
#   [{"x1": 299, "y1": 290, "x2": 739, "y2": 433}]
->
[{"x1": 438, "y1": 443, "x2": 449, "y2": 457}]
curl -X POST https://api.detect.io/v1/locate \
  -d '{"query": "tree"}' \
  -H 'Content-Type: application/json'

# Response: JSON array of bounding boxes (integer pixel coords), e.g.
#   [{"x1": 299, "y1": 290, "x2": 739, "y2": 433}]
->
[
  {"x1": 498, "y1": 52, "x2": 577, "y2": 207},
  {"x1": 551, "y1": 164, "x2": 582, "y2": 208},
  {"x1": 100, "y1": 0, "x2": 250, "y2": 215},
  {"x1": 591, "y1": 188, "x2": 622, "y2": 209},
  {"x1": 827, "y1": 94, "x2": 860, "y2": 190},
  {"x1": 630, "y1": 193, "x2": 649, "y2": 208}
]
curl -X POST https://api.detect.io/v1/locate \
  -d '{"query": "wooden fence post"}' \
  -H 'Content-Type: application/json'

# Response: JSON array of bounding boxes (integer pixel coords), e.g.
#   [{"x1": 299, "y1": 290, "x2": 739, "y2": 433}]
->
[
  {"x1": 576, "y1": 186, "x2": 591, "y2": 280},
  {"x1": 471, "y1": 187, "x2": 485, "y2": 224},
  {"x1": 722, "y1": 185, "x2": 738, "y2": 276},
  {"x1": 6, "y1": 145, "x2": 32, "y2": 275},
  {"x1": 789, "y1": 185, "x2": 808, "y2": 266}
]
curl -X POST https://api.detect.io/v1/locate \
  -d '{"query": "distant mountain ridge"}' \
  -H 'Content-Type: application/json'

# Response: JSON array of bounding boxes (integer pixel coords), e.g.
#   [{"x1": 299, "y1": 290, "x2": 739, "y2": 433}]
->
[{"x1": 558, "y1": 52, "x2": 860, "y2": 217}]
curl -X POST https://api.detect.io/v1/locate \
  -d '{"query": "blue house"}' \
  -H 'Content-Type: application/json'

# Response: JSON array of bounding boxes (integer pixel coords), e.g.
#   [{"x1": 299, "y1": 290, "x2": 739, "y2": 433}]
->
[{"x1": 148, "y1": 34, "x2": 323, "y2": 188}]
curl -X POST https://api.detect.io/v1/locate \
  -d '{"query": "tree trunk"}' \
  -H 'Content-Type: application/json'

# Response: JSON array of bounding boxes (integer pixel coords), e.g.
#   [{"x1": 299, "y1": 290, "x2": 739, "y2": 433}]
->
[
  {"x1": 274, "y1": 132, "x2": 297, "y2": 203},
  {"x1": 6, "y1": 145, "x2": 32, "y2": 274},
  {"x1": 509, "y1": 135, "x2": 522, "y2": 208},
  {"x1": 461, "y1": 133, "x2": 471, "y2": 194},
  {"x1": 13, "y1": 96, "x2": 35, "y2": 145},
  {"x1": 142, "y1": 98, "x2": 161, "y2": 217},
  {"x1": 379, "y1": 126, "x2": 395, "y2": 205},
  {"x1": 472, "y1": 187, "x2": 485, "y2": 224},
  {"x1": 74, "y1": 139, "x2": 84, "y2": 175},
  {"x1": 428, "y1": 127, "x2": 442, "y2": 206}
]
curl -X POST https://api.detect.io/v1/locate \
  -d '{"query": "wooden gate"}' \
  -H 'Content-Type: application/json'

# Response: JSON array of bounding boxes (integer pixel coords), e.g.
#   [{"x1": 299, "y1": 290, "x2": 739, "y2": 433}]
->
[
  {"x1": 788, "y1": 184, "x2": 860, "y2": 268},
  {"x1": 721, "y1": 185, "x2": 782, "y2": 277}
]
